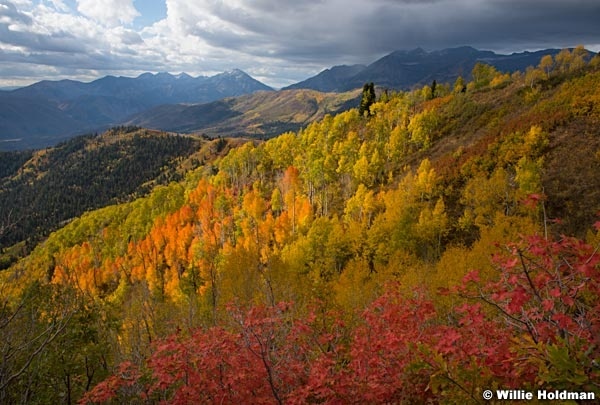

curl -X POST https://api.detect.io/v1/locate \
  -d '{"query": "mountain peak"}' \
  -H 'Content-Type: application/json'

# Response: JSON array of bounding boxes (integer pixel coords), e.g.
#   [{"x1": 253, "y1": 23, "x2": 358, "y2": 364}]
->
[
  {"x1": 409, "y1": 47, "x2": 427, "y2": 55},
  {"x1": 282, "y1": 64, "x2": 367, "y2": 92},
  {"x1": 175, "y1": 73, "x2": 192, "y2": 80},
  {"x1": 136, "y1": 72, "x2": 194, "y2": 81},
  {"x1": 390, "y1": 47, "x2": 427, "y2": 57},
  {"x1": 221, "y1": 68, "x2": 249, "y2": 78},
  {"x1": 137, "y1": 72, "x2": 154, "y2": 80}
]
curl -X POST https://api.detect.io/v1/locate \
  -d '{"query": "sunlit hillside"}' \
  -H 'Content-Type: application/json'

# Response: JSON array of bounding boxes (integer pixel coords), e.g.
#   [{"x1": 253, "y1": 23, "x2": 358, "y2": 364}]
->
[{"x1": 1, "y1": 48, "x2": 600, "y2": 404}]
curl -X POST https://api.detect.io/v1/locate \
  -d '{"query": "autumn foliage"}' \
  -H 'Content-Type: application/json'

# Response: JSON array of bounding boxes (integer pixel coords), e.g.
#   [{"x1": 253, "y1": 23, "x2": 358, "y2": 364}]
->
[
  {"x1": 81, "y1": 232, "x2": 600, "y2": 404},
  {"x1": 3, "y1": 50, "x2": 600, "y2": 404}
]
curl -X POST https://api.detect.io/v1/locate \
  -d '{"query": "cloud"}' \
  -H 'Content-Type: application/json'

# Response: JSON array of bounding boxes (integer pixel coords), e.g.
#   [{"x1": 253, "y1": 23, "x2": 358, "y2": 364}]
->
[
  {"x1": 0, "y1": 1, "x2": 32, "y2": 25},
  {"x1": 46, "y1": 0, "x2": 70, "y2": 13},
  {"x1": 157, "y1": 0, "x2": 600, "y2": 67},
  {"x1": 1, "y1": 0, "x2": 599, "y2": 88},
  {"x1": 76, "y1": 0, "x2": 139, "y2": 27},
  {"x1": 0, "y1": 3, "x2": 88, "y2": 54}
]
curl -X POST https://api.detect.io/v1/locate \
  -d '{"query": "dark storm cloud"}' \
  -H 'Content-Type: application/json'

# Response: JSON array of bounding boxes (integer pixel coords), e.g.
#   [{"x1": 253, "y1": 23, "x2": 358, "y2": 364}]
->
[
  {"x1": 0, "y1": 0, "x2": 599, "y2": 88},
  {"x1": 278, "y1": 0, "x2": 600, "y2": 59},
  {"x1": 414, "y1": 0, "x2": 600, "y2": 51},
  {"x1": 180, "y1": 0, "x2": 599, "y2": 69}
]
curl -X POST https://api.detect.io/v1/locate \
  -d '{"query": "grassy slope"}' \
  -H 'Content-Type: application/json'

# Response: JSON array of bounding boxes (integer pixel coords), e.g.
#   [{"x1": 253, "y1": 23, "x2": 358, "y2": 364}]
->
[
  {"x1": 126, "y1": 88, "x2": 361, "y2": 138},
  {"x1": 409, "y1": 69, "x2": 600, "y2": 237}
]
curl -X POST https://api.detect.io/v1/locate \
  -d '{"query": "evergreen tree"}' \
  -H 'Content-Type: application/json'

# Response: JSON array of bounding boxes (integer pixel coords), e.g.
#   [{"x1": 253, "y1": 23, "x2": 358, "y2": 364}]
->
[{"x1": 359, "y1": 82, "x2": 376, "y2": 117}]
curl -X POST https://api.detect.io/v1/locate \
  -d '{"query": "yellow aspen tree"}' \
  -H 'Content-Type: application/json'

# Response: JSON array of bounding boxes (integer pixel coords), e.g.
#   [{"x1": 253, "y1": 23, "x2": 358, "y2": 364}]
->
[
  {"x1": 414, "y1": 158, "x2": 437, "y2": 201},
  {"x1": 555, "y1": 48, "x2": 573, "y2": 74},
  {"x1": 415, "y1": 197, "x2": 449, "y2": 258},
  {"x1": 270, "y1": 188, "x2": 283, "y2": 215},
  {"x1": 279, "y1": 166, "x2": 301, "y2": 234},
  {"x1": 571, "y1": 45, "x2": 588, "y2": 72},
  {"x1": 539, "y1": 54, "x2": 554, "y2": 78}
]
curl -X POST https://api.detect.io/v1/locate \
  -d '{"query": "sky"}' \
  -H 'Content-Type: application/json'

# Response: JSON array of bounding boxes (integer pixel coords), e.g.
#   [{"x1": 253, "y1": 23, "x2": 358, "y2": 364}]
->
[{"x1": 0, "y1": 0, "x2": 599, "y2": 89}]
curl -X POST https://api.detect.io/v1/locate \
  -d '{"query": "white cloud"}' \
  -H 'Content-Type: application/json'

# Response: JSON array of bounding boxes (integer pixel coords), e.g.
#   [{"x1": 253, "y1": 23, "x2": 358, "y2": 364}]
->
[
  {"x1": 46, "y1": 0, "x2": 70, "y2": 13},
  {"x1": 76, "y1": 0, "x2": 139, "y2": 27},
  {"x1": 1, "y1": 0, "x2": 599, "y2": 89}
]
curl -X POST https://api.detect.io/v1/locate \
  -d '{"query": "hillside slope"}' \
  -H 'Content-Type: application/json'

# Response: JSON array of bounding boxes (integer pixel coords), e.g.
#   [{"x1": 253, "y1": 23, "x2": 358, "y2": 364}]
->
[
  {"x1": 124, "y1": 88, "x2": 361, "y2": 138},
  {"x1": 2, "y1": 49, "x2": 600, "y2": 404},
  {"x1": 0, "y1": 128, "x2": 202, "y2": 260}
]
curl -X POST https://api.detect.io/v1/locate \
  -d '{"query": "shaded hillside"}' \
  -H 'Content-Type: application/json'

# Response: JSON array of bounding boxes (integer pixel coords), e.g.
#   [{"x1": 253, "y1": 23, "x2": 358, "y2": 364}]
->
[
  {"x1": 0, "y1": 128, "x2": 202, "y2": 258},
  {"x1": 284, "y1": 64, "x2": 367, "y2": 92},
  {"x1": 125, "y1": 88, "x2": 361, "y2": 138},
  {"x1": 0, "y1": 94, "x2": 86, "y2": 149}
]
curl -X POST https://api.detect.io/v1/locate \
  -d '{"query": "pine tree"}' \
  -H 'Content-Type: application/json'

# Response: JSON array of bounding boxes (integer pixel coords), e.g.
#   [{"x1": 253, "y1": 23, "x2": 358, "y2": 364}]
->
[{"x1": 359, "y1": 82, "x2": 376, "y2": 117}]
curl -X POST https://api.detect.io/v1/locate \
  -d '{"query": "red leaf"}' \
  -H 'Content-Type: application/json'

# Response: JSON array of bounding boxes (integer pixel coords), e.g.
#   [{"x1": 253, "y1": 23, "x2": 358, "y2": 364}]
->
[
  {"x1": 549, "y1": 287, "x2": 561, "y2": 298},
  {"x1": 463, "y1": 270, "x2": 480, "y2": 284},
  {"x1": 507, "y1": 286, "x2": 529, "y2": 314},
  {"x1": 541, "y1": 299, "x2": 554, "y2": 312}
]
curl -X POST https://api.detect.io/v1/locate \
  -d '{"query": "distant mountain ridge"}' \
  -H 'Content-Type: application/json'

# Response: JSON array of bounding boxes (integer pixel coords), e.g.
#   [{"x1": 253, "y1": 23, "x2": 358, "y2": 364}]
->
[
  {"x1": 9, "y1": 69, "x2": 271, "y2": 105},
  {"x1": 0, "y1": 69, "x2": 272, "y2": 150},
  {"x1": 284, "y1": 64, "x2": 367, "y2": 92},
  {"x1": 285, "y1": 46, "x2": 576, "y2": 92}
]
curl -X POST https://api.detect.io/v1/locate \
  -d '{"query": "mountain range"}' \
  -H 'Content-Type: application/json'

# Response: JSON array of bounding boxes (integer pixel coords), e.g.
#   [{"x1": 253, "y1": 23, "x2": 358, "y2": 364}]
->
[
  {"x1": 285, "y1": 46, "x2": 568, "y2": 92},
  {"x1": 1, "y1": 46, "x2": 592, "y2": 150},
  {"x1": 0, "y1": 70, "x2": 272, "y2": 150}
]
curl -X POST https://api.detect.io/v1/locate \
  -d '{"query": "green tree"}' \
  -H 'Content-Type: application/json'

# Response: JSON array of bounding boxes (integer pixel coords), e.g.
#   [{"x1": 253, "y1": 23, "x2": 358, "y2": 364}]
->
[
  {"x1": 0, "y1": 282, "x2": 111, "y2": 404},
  {"x1": 359, "y1": 83, "x2": 376, "y2": 117}
]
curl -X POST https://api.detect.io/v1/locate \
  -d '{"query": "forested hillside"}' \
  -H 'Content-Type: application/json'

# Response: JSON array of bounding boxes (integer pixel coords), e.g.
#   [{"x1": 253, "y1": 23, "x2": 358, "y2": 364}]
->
[
  {"x1": 1, "y1": 48, "x2": 600, "y2": 404},
  {"x1": 0, "y1": 128, "x2": 203, "y2": 268}
]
